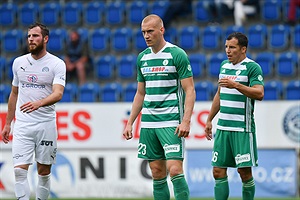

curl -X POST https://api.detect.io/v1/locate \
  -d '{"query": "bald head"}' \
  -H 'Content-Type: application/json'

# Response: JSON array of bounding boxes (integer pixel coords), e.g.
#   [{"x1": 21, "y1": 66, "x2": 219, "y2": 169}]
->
[{"x1": 142, "y1": 14, "x2": 164, "y2": 28}]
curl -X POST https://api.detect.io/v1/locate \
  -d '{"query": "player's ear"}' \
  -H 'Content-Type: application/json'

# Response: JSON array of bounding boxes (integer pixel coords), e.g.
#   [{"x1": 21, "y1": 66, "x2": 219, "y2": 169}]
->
[{"x1": 44, "y1": 35, "x2": 49, "y2": 43}]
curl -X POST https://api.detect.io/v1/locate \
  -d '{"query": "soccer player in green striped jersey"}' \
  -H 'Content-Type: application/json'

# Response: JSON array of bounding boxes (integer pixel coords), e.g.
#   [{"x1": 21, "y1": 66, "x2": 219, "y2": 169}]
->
[
  {"x1": 205, "y1": 32, "x2": 264, "y2": 200},
  {"x1": 123, "y1": 14, "x2": 195, "y2": 200}
]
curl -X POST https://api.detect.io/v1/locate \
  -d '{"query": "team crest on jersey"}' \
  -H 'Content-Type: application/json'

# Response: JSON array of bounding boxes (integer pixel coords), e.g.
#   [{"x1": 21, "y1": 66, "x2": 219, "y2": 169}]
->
[
  {"x1": 258, "y1": 75, "x2": 263, "y2": 81},
  {"x1": 27, "y1": 74, "x2": 38, "y2": 83},
  {"x1": 162, "y1": 59, "x2": 169, "y2": 66},
  {"x1": 236, "y1": 70, "x2": 241, "y2": 76},
  {"x1": 187, "y1": 64, "x2": 192, "y2": 71},
  {"x1": 42, "y1": 67, "x2": 49, "y2": 72}
]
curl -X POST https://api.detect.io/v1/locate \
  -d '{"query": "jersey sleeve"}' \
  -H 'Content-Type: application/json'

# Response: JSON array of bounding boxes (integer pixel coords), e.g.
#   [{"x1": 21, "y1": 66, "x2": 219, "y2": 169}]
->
[
  {"x1": 173, "y1": 48, "x2": 193, "y2": 80},
  {"x1": 249, "y1": 62, "x2": 264, "y2": 87},
  {"x1": 136, "y1": 52, "x2": 145, "y2": 82},
  {"x1": 53, "y1": 59, "x2": 66, "y2": 87},
  {"x1": 11, "y1": 57, "x2": 19, "y2": 87}
]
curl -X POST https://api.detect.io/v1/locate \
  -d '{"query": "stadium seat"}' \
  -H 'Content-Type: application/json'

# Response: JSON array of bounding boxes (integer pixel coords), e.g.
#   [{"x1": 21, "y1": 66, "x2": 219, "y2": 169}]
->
[
  {"x1": 40, "y1": 2, "x2": 61, "y2": 26},
  {"x1": 19, "y1": 2, "x2": 39, "y2": 26},
  {"x1": 89, "y1": 28, "x2": 110, "y2": 52},
  {"x1": 47, "y1": 28, "x2": 67, "y2": 53},
  {"x1": 2, "y1": 29, "x2": 23, "y2": 54},
  {"x1": 178, "y1": 26, "x2": 200, "y2": 51},
  {"x1": 255, "y1": 52, "x2": 275, "y2": 77},
  {"x1": 164, "y1": 27, "x2": 177, "y2": 44},
  {"x1": 208, "y1": 53, "x2": 227, "y2": 78},
  {"x1": 60, "y1": 82, "x2": 78, "y2": 102},
  {"x1": 101, "y1": 82, "x2": 123, "y2": 102},
  {"x1": 94, "y1": 55, "x2": 116, "y2": 80},
  {"x1": 78, "y1": 82, "x2": 101, "y2": 102},
  {"x1": 106, "y1": 1, "x2": 126, "y2": 25},
  {"x1": 194, "y1": 0, "x2": 209, "y2": 23},
  {"x1": 0, "y1": 83, "x2": 11, "y2": 103},
  {"x1": 150, "y1": 0, "x2": 170, "y2": 18},
  {"x1": 123, "y1": 82, "x2": 137, "y2": 102},
  {"x1": 117, "y1": 54, "x2": 137, "y2": 79},
  {"x1": 111, "y1": 28, "x2": 132, "y2": 52},
  {"x1": 0, "y1": 3, "x2": 17, "y2": 26},
  {"x1": 201, "y1": 25, "x2": 223, "y2": 50},
  {"x1": 261, "y1": 0, "x2": 282, "y2": 22},
  {"x1": 188, "y1": 53, "x2": 206, "y2": 78},
  {"x1": 276, "y1": 52, "x2": 298, "y2": 77},
  {"x1": 269, "y1": 24, "x2": 290, "y2": 51},
  {"x1": 63, "y1": 2, "x2": 83, "y2": 26},
  {"x1": 294, "y1": 24, "x2": 300, "y2": 49},
  {"x1": 128, "y1": 0, "x2": 148, "y2": 25},
  {"x1": 225, "y1": 25, "x2": 245, "y2": 39},
  {"x1": 133, "y1": 29, "x2": 147, "y2": 51},
  {"x1": 76, "y1": 27, "x2": 89, "y2": 43},
  {"x1": 263, "y1": 80, "x2": 283, "y2": 100},
  {"x1": 6, "y1": 57, "x2": 15, "y2": 81},
  {"x1": 247, "y1": 24, "x2": 268, "y2": 50},
  {"x1": 194, "y1": 81, "x2": 214, "y2": 101},
  {"x1": 0, "y1": 57, "x2": 6, "y2": 80},
  {"x1": 84, "y1": 1, "x2": 105, "y2": 26},
  {"x1": 285, "y1": 80, "x2": 300, "y2": 100}
]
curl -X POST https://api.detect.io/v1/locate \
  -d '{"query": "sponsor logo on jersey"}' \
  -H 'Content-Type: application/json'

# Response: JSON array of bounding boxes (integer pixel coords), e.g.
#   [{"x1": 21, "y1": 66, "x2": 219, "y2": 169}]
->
[
  {"x1": 283, "y1": 105, "x2": 300, "y2": 143},
  {"x1": 22, "y1": 83, "x2": 46, "y2": 89},
  {"x1": 235, "y1": 153, "x2": 250, "y2": 164},
  {"x1": 142, "y1": 67, "x2": 167, "y2": 73},
  {"x1": 163, "y1": 144, "x2": 180, "y2": 154},
  {"x1": 27, "y1": 74, "x2": 38, "y2": 83}
]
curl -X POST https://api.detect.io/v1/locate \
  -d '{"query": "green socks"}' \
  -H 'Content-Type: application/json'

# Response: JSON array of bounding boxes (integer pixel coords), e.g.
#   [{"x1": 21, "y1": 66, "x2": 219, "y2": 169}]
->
[
  {"x1": 171, "y1": 174, "x2": 190, "y2": 200},
  {"x1": 153, "y1": 176, "x2": 170, "y2": 200},
  {"x1": 242, "y1": 177, "x2": 255, "y2": 200},
  {"x1": 214, "y1": 176, "x2": 229, "y2": 200}
]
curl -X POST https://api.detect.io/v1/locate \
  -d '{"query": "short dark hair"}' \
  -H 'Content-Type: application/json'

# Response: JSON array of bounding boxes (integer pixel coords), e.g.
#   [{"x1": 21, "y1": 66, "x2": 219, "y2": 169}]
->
[
  {"x1": 227, "y1": 32, "x2": 248, "y2": 48},
  {"x1": 28, "y1": 22, "x2": 49, "y2": 37}
]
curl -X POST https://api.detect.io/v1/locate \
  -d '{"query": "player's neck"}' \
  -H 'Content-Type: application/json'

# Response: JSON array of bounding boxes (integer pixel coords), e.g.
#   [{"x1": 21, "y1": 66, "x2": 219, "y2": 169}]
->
[{"x1": 31, "y1": 50, "x2": 47, "y2": 60}]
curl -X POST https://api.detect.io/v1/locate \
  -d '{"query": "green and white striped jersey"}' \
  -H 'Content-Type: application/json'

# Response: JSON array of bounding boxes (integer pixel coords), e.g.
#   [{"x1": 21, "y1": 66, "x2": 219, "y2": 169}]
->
[
  {"x1": 217, "y1": 57, "x2": 264, "y2": 133},
  {"x1": 136, "y1": 42, "x2": 193, "y2": 128}
]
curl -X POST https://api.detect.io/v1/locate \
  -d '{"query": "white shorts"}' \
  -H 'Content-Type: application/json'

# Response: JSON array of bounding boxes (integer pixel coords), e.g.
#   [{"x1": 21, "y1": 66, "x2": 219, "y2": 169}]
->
[{"x1": 12, "y1": 120, "x2": 58, "y2": 167}]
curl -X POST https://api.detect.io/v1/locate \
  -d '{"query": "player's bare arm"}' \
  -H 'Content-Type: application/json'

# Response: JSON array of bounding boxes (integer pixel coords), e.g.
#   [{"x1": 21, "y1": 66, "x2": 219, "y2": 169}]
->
[
  {"x1": 175, "y1": 77, "x2": 195, "y2": 138},
  {"x1": 205, "y1": 87, "x2": 220, "y2": 141},
  {"x1": 123, "y1": 82, "x2": 145, "y2": 140},
  {"x1": 218, "y1": 78, "x2": 264, "y2": 100}
]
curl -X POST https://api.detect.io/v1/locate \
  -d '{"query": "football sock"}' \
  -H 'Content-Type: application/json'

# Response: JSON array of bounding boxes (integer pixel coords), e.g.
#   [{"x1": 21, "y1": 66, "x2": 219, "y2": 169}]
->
[
  {"x1": 14, "y1": 168, "x2": 30, "y2": 200},
  {"x1": 242, "y1": 177, "x2": 255, "y2": 200},
  {"x1": 153, "y1": 176, "x2": 170, "y2": 200},
  {"x1": 36, "y1": 174, "x2": 51, "y2": 200},
  {"x1": 214, "y1": 176, "x2": 229, "y2": 200},
  {"x1": 171, "y1": 174, "x2": 189, "y2": 200}
]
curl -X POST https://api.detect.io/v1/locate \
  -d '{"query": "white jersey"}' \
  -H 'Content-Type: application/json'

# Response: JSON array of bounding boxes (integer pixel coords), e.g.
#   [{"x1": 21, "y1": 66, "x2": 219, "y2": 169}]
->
[{"x1": 12, "y1": 52, "x2": 66, "y2": 122}]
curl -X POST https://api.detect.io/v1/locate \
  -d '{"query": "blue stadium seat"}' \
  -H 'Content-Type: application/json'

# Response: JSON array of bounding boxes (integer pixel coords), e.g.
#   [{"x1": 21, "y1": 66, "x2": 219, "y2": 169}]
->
[
  {"x1": 19, "y1": 2, "x2": 39, "y2": 26},
  {"x1": 76, "y1": 27, "x2": 89, "y2": 43},
  {"x1": 247, "y1": 24, "x2": 268, "y2": 50},
  {"x1": 84, "y1": 1, "x2": 105, "y2": 26},
  {"x1": 128, "y1": 0, "x2": 148, "y2": 25},
  {"x1": 201, "y1": 25, "x2": 223, "y2": 50},
  {"x1": 194, "y1": 1, "x2": 209, "y2": 23},
  {"x1": 263, "y1": 80, "x2": 283, "y2": 100},
  {"x1": 41, "y1": 2, "x2": 61, "y2": 26},
  {"x1": 269, "y1": 24, "x2": 290, "y2": 50},
  {"x1": 208, "y1": 53, "x2": 227, "y2": 78},
  {"x1": 101, "y1": 82, "x2": 123, "y2": 102},
  {"x1": 112, "y1": 28, "x2": 132, "y2": 52},
  {"x1": 106, "y1": 1, "x2": 126, "y2": 25},
  {"x1": 261, "y1": 0, "x2": 282, "y2": 22},
  {"x1": 150, "y1": 0, "x2": 170, "y2": 18},
  {"x1": 61, "y1": 82, "x2": 78, "y2": 102},
  {"x1": 78, "y1": 82, "x2": 101, "y2": 102},
  {"x1": 255, "y1": 52, "x2": 275, "y2": 77},
  {"x1": 188, "y1": 53, "x2": 206, "y2": 78},
  {"x1": 6, "y1": 57, "x2": 15, "y2": 81},
  {"x1": 133, "y1": 29, "x2": 147, "y2": 51},
  {"x1": 2, "y1": 29, "x2": 23, "y2": 53},
  {"x1": 62, "y1": 2, "x2": 83, "y2": 26},
  {"x1": 123, "y1": 82, "x2": 137, "y2": 102},
  {"x1": 0, "y1": 3, "x2": 17, "y2": 26},
  {"x1": 178, "y1": 26, "x2": 200, "y2": 51},
  {"x1": 285, "y1": 80, "x2": 300, "y2": 100},
  {"x1": 47, "y1": 28, "x2": 67, "y2": 53},
  {"x1": 164, "y1": 27, "x2": 177, "y2": 44},
  {"x1": 94, "y1": 55, "x2": 116, "y2": 80},
  {"x1": 225, "y1": 25, "x2": 245, "y2": 39},
  {"x1": 294, "y1": 24, "x2": 300, "y2": 49},
  {"x1": 0, "y1": 57, "x2": 6, "y2": 80},
  {"x1": 89, "y1": 28, "x2": 110, "y2": 52},
  {"x1": 194, "y1": 81, "x2": 214, "y2": 101},
  {"x1": 117, "y1": 54, "x2": 137, "y2": 79},
  {"x1": 0, "y1": 84, "x2": 11, "y2": 103},
  {"x1": 277, "y1": 52, "x2": 298, "y2": 77}
]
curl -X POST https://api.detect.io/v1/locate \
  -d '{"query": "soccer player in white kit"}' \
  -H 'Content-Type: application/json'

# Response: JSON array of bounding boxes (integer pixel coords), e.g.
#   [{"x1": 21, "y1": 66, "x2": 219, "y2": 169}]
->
[{"x1": 1, "y1": 22, "x2": 66, "y2": 200}]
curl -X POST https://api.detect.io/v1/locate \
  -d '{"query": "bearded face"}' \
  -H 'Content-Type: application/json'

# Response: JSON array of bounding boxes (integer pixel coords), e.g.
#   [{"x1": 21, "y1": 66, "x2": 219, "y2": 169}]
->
[{"x1": 28, "y1": 39, "x2": 45, "y2": 55}]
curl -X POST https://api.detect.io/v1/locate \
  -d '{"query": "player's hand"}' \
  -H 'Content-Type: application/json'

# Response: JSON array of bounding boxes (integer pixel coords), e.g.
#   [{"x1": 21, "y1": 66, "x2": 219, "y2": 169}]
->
[
  {"x1": 20, "y1": 100, "x2": 42, "y2": 113},
  {"x1": 123, "y1": 125, "x2": 133, "y2": 140},
  {"x1": 218, "y1": 78, "x2": 237, "y2": 89},
  {"x1": 1, "y1": 125, "x2": 11, "y2": 144},
  {"x1": 205, "y1": 121, "x2": 213, "y2": 141},
  {"x1": 175, "y1": 120, "x2": 190, "y2": 138}
]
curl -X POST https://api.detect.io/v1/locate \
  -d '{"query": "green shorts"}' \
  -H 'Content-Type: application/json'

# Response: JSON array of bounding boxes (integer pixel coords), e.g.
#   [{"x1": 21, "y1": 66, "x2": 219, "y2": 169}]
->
[
  {"x1": 212, "y1": 129, "x2": 258, "y2": 168},
  {"x1": 138, "y1": 127, "x2": 185, "y2": 161}
]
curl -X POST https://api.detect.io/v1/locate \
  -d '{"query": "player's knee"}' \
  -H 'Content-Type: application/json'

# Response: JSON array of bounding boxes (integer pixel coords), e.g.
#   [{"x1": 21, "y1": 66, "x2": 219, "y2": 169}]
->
[
  {"x1": 237, "y1": 167, "x2": 252, "y2": 181},
  {"x1": 14, "y1": 168, "x2": 28, "y2": 182},
  {"x1": 212, "y1": 167, "x2": 227, "y2": 179},
  {"x1": 168, "y1": 165, "x2": 183, "y2": 177}
]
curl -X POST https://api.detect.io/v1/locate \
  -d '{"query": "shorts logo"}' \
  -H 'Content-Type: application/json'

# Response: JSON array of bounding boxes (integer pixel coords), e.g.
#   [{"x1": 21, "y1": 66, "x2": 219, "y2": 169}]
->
[
  {"x1": 163, "y1": 144, "x2": 180, "y2": 154},
  {"x1": 13, "y1": 154, "x2": 23, "y2": 159},
  {"x1": 235, "y1": 153, "x2": 250, "y2": 164},
  {"x1": 283, "y1": 105, "x2": 300, "y2": 143}
]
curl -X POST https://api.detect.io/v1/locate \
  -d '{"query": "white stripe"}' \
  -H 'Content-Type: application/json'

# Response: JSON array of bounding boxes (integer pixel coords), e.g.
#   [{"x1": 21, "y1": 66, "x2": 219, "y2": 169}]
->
[
  {"x1": 141, "y1": 121, "x2": 179, "y2": 128},
  {"x1": 146, "y1": 79, "x2": 177, "y2": 88},
  {"x1": 141, "y1": 52, "x2": 173, "y2": 60},
  {"x1": 220, "y1": 100, "x2": 245, "y2": 108},
  {"x1": 142, "y1": 107, "x2": 179, "y2": 115},
  {"x1": 249, "y1": 132, "x2": 256, "y2": 166},
  {"x1": 144, "y1": 93, "x2": 177, "y2": 102},
  {"x1": 219, "y1": 113, "x2": 244, "y2": 121},
  {"x1": 223, "y1": 63, "x2": 247, "y2": 70},
  {"x1": 217, "y1": 125, "x2": 244, "y2": 132},
  {"x1": 220, "y1": 87, "x2": 242, "y2": 95}
]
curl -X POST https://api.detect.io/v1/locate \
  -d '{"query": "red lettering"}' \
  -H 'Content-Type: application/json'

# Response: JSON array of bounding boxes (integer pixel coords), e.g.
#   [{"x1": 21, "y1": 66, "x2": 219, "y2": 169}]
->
[
  {"x1": 56, "y1": 111, "x2": 69, "y2": 140},
  {"x1": 0, "y1": 112, "x2": 14, "y2": 141},
  {"x1": 73, "y1": 111, "x2": 91, "y2": 140},
  {"x1": 194, "y1": 110, "x2": 209, "y2": 139},
  {"x1": 133, "y1": 113, "x2": 141, "y2": 139}
]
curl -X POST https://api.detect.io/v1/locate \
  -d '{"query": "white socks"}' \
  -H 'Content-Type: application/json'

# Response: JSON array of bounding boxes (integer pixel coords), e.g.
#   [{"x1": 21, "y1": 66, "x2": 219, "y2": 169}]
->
[
  {"x1": 14, "y1": 168, "x2": 30, "y2": 200},
  {"x1": 36, "y1": 174, "x2": 51, "y2": 200}
]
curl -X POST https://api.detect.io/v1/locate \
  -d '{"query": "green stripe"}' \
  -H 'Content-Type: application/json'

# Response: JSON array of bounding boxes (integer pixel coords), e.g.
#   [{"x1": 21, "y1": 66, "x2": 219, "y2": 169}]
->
[{"x1": 142, "y1": 113, "x2": 178, "y2": 122}]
